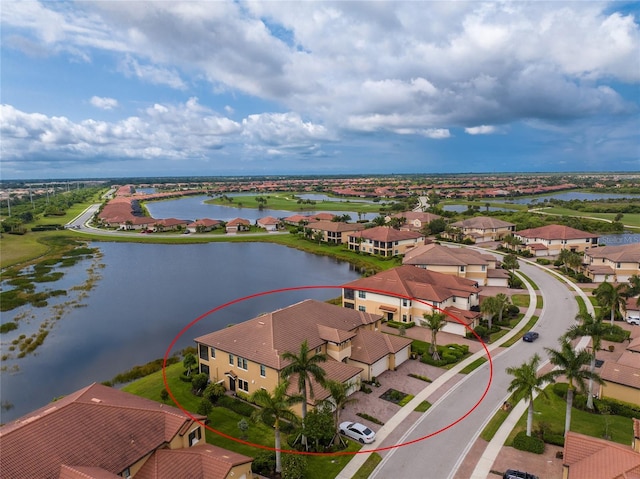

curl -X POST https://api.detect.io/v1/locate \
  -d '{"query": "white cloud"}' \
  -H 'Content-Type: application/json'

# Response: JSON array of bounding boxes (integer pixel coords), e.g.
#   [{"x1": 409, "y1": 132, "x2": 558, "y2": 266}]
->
[
  {"x1": 90, "y1": 96, "x2": 118, "y2": 110},
  {"x1": 465, "y1": 125, "x2": 496, "y2": 135}
]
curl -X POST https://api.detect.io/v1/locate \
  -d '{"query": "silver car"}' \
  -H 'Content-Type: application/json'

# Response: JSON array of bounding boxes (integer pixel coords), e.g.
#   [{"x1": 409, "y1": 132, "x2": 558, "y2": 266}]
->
[{"x1": 339, "y1": 421, "x2": 376, "y2": 444}]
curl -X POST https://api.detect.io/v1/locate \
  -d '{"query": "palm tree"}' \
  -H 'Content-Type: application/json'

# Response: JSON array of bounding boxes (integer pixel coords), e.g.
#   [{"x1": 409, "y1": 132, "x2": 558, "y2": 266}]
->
[
  {"x1": 544, "y1": 338, "x2": 603, "y2": 436},
  {"x1": 281, "y1": 340, "x2": 327, "y2": 447},
  {"x1": 564, "y1": 312, "x2": 616, "y2": 410},
  {"x1": 321, "y1": 379, "x2": 358, "y2": 446},
  {"x1": 506, "y1": 354, "x2": 549, "y2": 436},
  {"x1": 422, "y1": 312, "x2": 446, "y2": 360},
  {"x1": 480, "y1": 296, "x2": 498, "y2": 330},
  {"x1": 593, "y1": 281, "x2": 627, "y2": 324},
  {"x1": 494, "y1": 293, "x2": 510, "y2": 324},
  {"x1": 250, "y1": 381, "x2": 302, "y2": 474},
  {"x1": 627, "y1": 274, "x2": 640, "y2": 300}
]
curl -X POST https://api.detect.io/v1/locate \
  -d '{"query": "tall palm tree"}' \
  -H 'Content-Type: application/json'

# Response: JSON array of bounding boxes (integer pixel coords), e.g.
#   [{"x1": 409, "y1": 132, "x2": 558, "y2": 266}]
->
[
  {"x1": 321, "y1": 379, "x2": 359, "y2": 446},
  {"x1": 281, "y1": 340, "x2": 327, "y2": 448},
  {"x1": 506, "y1": 354, "x2": 550, "y2": 437},
  {"x1": 423, "y1": 312, "x2": 446, "y2": 360},
  {"x1": 545, "y1": 338, "x2": 603, "y2": 436},
  {"x1": 593, "y1": 280, "x2": 627, "y2": 325},
  {"x1": 250, "y1": 381, "x2": 302, "y2": 474},
  {"x1": 480, "y1": 296, "x2": 498, "y2": 330},
  {"x1": 564, "y1": 312, "x2": 616, "y2": 410},
  {"x1": 627, "y1": 274, "x2": 640, "y2": 301},
  {"x1": 494, "y1": 293, "x2": 510, "y2": 324}
]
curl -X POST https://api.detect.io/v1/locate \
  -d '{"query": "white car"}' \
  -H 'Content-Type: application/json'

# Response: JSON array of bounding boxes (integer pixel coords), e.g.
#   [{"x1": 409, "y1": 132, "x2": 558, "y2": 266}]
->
[
  {"x1": 339, "y1": 421, "x2": 376, "y2": 444},
  {"x1": 626, "y1": 316, "x2": 640, "y2": 326}
]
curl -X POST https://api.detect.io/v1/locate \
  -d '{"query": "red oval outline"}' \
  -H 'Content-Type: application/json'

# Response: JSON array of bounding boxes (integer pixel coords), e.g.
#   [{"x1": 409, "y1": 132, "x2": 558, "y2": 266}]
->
[{"x1": 163, "y1": 284, "x2": 493, "y2": 456}]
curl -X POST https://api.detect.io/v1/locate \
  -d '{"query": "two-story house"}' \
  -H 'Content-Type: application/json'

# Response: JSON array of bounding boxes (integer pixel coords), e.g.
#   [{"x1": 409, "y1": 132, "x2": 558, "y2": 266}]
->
[
  {"x1": 305, "y1": 221, "x2": 365, "y2": 244},
  {"x1": 342, "y1": 265, "x2": 482, "y2": 337},
  {"x1": 385, "y1": 211, "x2": 443, "y2": 232},
  {"x1": 583, "y1": 243, "x2": 640, "y2": 282},
  {"x1": 402, "y1": 243, "x2": 508, "y2": 286},
  {"x1": 347, "y1": 226, "x2": 424, "y2": 257},
  {"x1": 514, "y1": 224, "x2": 599, "y2": 257},
  {"x1": 443, "y1": 216, "x2": 515, "y2": 243},
  {"x1": 194, "y1": 299, "x2": 412, "y2": 407}
]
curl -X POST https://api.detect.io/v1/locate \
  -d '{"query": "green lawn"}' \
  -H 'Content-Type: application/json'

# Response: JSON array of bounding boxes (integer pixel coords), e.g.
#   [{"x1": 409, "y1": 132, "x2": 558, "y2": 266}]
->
[
  {"x1": 505, "y1": 385, "x2": 633, "y2": 446},
  {"x1": 510, "y1": 294, "x2": 530, "y2": 308},
  {"x1": 352, "y1": 453, "x2": 382, "y2": 479},
  {"x1": 532, "y1": 207, "x2": 640, "y2": 229}
]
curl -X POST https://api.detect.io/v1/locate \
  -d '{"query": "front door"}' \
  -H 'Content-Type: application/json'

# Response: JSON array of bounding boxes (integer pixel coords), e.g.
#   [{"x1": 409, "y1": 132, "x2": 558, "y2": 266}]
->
[
  {"x1": 386, "y1": 312, "x2": 394, "y2": 321},
  {"x1": 229, "y1": 377, "x2": 236, "y2": 392}
]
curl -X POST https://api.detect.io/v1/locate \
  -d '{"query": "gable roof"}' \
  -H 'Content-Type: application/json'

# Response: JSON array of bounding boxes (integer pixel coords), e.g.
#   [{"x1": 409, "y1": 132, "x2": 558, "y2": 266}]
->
[
  {"x1": 285, "y1": 358, "x2": 364, "y2": 405},
  {"x1": 226, "y1": 218, "x2": 250, "y2": 226},
  {"x1": 563, "y1": 431, "x2": 640, "y2": 479},
  {"x1": 195, "y1": 299, "x2": 381, "y2": 370},
  {"x1": 586, "y1": 242, "x2": 640, "y2": 262},
  {"x1": 307, "y1": 221, "x2": 365, "y2": 233},
  {"x1": 403, "y1": 243, "x2": 494, "y2": 267},
  {"x1": 349, "y1": 329, "x2": 412, "y2": 364},
  {"x1": 342, "y1": 265, "x2": 480, "y2": 304},
  {"x1": 0, "y1": 383, "x2": 207, "y2": 479},
  {"x1": 516, "y1": 224, "x2": 598, "y2": 240},
  {"x1": 350, "y1": 226, "x2": 423, "y2": 242},
  {"x1": 450, "y1": 216, "x2": 515, "y2": 229},
  {"x1": 257, "y1": 216, "x2": 280, "y2": 226}
]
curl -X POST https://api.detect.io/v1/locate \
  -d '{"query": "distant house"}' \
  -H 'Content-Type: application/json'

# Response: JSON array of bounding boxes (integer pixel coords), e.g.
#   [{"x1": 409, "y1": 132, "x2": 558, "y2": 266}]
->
[
  {"x1": 0, "y1": 383, "x2": 253, "y2": 479},
  {"x1": 256, "y1": 216, "x2": 281, "y2": 232},
  {"x1": 403, "y1": 243, "x2": 508, "y2": 287},
  {"x1": 348, "y1": 226, "x2": 424, "y2": 257},
  {"x1": 514, "y1": 224, "x2": 599, "y2": 257},
  {"x1": 385, "y1": 211, "x2": 443, "y2": 232},
  {"x1": 152, "y1": 218, "x2": 191, "y2": 232},
  {"x1": 225, "y1": 218, "x2": 251, "y2": 234},
  {"x1": 282, "y1": 214, "x2": 310, "y2": 226},
  {"x1": 311, "y1": 212, "x2": 336, "y2": 222},
  {"x1": 194, "y1": 299, "x2": 411, "y2": 408},
  {"x1": 583, "y1": 243, "x2": 640, "y2": 282},
  {"x1": 342, "y1": 265, "x2": 482, "y2": 336},
  {"x1": 305, "y1": 221, "x2": 365, "y2": 244},
  {"x1": 443, "y1": 216, "x2": 515, "y2": 243},
  {"x1": 187, "y1": 218, "x2": 222, "y2": 233}
]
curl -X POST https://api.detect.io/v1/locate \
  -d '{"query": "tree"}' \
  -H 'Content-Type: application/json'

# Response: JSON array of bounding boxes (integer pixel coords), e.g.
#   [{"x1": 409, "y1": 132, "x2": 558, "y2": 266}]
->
[
  {"x1": 321, "y1": 379, "x2": 358, "y2": 446},
  {"x1": 280, "y1": 340, "x2": 328, "y2": 448},
  {"x1": 506, "y1": 354, "x2": 549, "y2": 436},
  {"x1": 480, "y1": 296, "x2": 498, "y2": 330},
  {"x1": 191, "y1": 373, "x2": 209, "y2": 394},
  {"x1": 494, "y1": 293, "x2": 511, "y2": 324},
  {"x1": 627, "y1": 274, "x2": 640, "y2": 299},
  {"x1": 593, "y1": 280, "x2": 627, "y2": 324},
  {"x1": 422, "y1": 312, "x2": 446, "y2": 361},
  {"x1": 372, "y1": 215, "x2": 386, "y2": 227},
  {"x1": 544, "y1": 338, "x2": 603, "y2": 436},
  {"x1": 183, "y1": 353, "x2": 197, "y2": 376},
  {"x1": 502, "y1": 254, "x2": 519, "y2": 272},
  {"x1": 563, "y1": 312, "x2": 616, "y2": 409},
  {"x1": 250, "y1": 381, "x2": 302, "y2": 474}
]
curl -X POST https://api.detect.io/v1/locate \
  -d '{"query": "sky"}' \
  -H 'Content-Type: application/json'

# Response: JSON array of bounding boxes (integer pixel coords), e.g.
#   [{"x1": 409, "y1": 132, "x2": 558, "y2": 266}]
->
[{"x1": 1, "y1": 1, "x2": 639, "y2": 180}]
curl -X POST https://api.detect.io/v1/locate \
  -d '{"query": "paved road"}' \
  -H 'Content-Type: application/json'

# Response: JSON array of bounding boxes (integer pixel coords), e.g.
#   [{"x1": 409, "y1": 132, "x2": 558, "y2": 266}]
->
[{"x1": 370, "y1": 261, "x2": 578, "y2": 479}]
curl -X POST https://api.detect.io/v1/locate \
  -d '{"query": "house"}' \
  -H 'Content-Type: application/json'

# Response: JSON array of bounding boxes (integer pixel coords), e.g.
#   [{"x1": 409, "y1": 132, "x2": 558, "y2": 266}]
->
[
  {"x1": 152, "y1": 218, "x2": 191, "y2": 232},
  {"x1": 305, "y1": 221, "x2": 365, "y2": 244},
  {"x1": 225, "y1": 218, "x2": 251, "y2": 234},
  {"x1": 282, "y1": 214, "x2": 310, "y2": 226},
  {"x1": 583, "y1": 243, "x2": 640, "y2": 282},
  {"x1": 342, "y1": 265, "x2": 482, "y2": 337},
  {"x1": 562, "y1": 429, "x2": 640, "y2": 479},
  {"x1": 599, "y1": 360, "x2": 640, "y2": 405},
  {"x1": 311, "y1": 212, "x2": 336, "y2": 222},
  {"x1": 402, "y1": 243, "x2": 509, "y2": 287},
  {"x1": 187, "y1": 218, "x2": 222, "y2": 233},
  {"x1": 0, "y1": 383, "x2": 253, "y2": 479},
  {"x1": 443, "y1": 216, "x2": 515, "y2": 243},
  {"x1": 347, "y1": 226, "x2": 424, "y2": 257},
  {"x1": 256, "y1": 216, "x2": 281, "y2": 232},
  {"x1": 514, "y1": 224, "x2": 599, "y2": 257},
  {"x1": 194, "y1": 299, "x2": 412, "y2": 406},
  {"x1": 385, "y1": 211, "x2": 442, "y2": 232}
]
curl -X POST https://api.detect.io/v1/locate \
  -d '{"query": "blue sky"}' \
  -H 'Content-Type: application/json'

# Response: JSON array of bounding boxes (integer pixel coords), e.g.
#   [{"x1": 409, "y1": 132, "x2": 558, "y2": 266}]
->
[{"x1": 1, "y1": 1, "x2": 639, "y2": 179}]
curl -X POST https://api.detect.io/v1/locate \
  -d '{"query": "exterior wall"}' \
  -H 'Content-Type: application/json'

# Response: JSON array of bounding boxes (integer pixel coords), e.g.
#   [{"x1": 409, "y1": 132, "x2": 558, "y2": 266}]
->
[
  {"x1": 518, "y1": 237, "x2": 594, "y2": 255},
  {"x1": 461, "y1": 225, "x2": 514, "y2": 243},
  {"x1": 168, "y1": 423, "x2": 206, "y2": 449},
  {"x1": 599, "y1": 382, "x2": 640, "y2": 405},
  {"x1": 487, "y1": 276, "x2": 509, "y2": 287},
  {"x1": 129, "y1": 452, "x2": 154, "y2": 478},
  {"x1": 585, "y1": 255, "x2": 640, "y2": 282},
  {"x1": 442, "y1": 321, "x2": 468, "y2": 337},
  {"x1": 354, "y1": 237, "x2": 423, "y2": 257},
  {"x1": 228, "y1": 464, "x2": 253, "y2": 479},
  {"x1": 326, "y1": 341, "x2": 352, "y2": 362},
  {"x1": 413, "y1": 263, "x2": 489, "y2": 285}
]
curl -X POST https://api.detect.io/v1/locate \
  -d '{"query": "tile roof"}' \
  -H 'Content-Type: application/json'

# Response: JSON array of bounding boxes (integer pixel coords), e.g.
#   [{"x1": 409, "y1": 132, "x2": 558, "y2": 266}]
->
[
  {"x1": 586, "y1": 242, "x2": 640, "y2": 262},
  {"x1": 443, "y1": 306, "x2": 482, "y2": 326},
  {"x1": 226, "y1": 218, "x2": 250, "y2": 226},
  {"x1": 390, "y1": 211, "x2": 442, "y2": 223},
  {"x1": 349, "y1": 329, "x2": 412, "y2": 365},
  {"x1": 350, "y1": 226, "x2": 424, "y2": 242},
  {"x1": 563, "y1": 431, "x2": 640, "y2": 479},
  {"x1": 516, "y1": 224, "x2": 598, "y2": 240},
  {"x1": 627, "y1": 336, "x2": 640, "y2": 353},
  {"x1": 601, "y1": 361, "x2": 640, "y2": 390},
  {"x1": 307, "y1": 221, "x2": 365, "y2": 233},
  {"x1": 403, "y1": 243, "x2": 493, "y2": 266},
  {"x1": 257, "y1": 216, "x2": 280, "y2": 226},
  {"x1": 285, "y1": 358, "x2": 363, "y2": 404},
  {"x1": 195, "y1": 299, "x2": 381, "y2": 370},
  {"x1": 0, "y1": 383, "x2": 207, "y2": 479},
  {"x1": 342, "y1": 265, "x2": 480, "y2": 304},
  {"x1": 59, "y1": 465, "x2": 122, "y2": 479},
  {"x1": 450, "y1": 216, "x2": 515, "y2": 229}
]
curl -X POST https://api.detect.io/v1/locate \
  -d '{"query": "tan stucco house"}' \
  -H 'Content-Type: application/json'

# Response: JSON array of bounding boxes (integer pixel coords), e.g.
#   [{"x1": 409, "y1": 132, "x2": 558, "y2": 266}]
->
[
  {"x1": 444, "y1": 216, "x2": 515, "y2": 243},
  {"x1": 583, "y1": 243, "x2": 640, "y2": 282},
  {"x1": 385, "y1": 211, "x2": 443, "y2": 232},
  {"x1": 305, "y1": 221, "x2": 365, "y2": 244},
  {"x1": 514, "y1": 224, "x2": 599, "y2": 257},
  {"x1": 342, "y1": 265, "x2": 482, "y2": 337},
  {"x1": 347, "y1": 226, "x2": 424, "y2": 257}
]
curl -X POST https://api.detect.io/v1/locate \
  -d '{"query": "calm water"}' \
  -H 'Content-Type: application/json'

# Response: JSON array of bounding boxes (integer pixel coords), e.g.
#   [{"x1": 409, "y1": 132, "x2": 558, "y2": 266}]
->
[
  {"x1": 145, "y1": 195, "x2": 378, "y2": 222},
  {"x1": 494, "y1": 191, "x2": 640, "y2": 204},
  {"x1": 0, "y1": 242, "x2": 360, "y2": 422}
]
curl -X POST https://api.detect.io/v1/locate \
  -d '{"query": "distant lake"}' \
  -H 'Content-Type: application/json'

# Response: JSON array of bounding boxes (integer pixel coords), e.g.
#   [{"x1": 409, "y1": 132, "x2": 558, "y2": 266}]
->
[
  {"x1": 494, "y1": 191, "x2": 640, "y2": 204},
  {"x1": 145, "y1": 194, "x2": 378, "y2": 222},
  {"x1": 0, "y1": 242, "x2": 361, "y2": 422},
  {"x1": 443, "y1": 205, "x2": 512, "y2": 213}
]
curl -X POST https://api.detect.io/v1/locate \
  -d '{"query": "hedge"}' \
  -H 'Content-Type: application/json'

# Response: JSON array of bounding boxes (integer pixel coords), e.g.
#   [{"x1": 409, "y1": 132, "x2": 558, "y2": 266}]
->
[
  {"x1": 216, "y1": 395, "x2": 256, "y2": 417},
  {"x1": 513, "y1": 431, "x2": 545, "y2": 454},
  {"x1": 386, "y1": 320, "x2": 416, "y2": 329}
]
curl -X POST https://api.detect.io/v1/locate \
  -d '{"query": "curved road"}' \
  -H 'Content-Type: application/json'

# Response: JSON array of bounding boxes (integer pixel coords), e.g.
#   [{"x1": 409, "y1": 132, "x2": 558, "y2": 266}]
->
[{"x1": 370, "y1": 261, "x2": 579, "y2": 479}]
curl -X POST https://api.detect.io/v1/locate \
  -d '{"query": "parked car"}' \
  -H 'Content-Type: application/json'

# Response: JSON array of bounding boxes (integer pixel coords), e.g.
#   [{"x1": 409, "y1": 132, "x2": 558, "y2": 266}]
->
[
  {"x1": 503, "y1": 469, "x2": 539, "y2": 479},
  {"x1": 339, "y1": 421, "x2": 376, "y2": 444},
  {"x1": 522, "y1": 331, "x2": 539, "y2": 342},
  {"x1": 626, "y1": 316, "x2": 640, "y2": 325}
]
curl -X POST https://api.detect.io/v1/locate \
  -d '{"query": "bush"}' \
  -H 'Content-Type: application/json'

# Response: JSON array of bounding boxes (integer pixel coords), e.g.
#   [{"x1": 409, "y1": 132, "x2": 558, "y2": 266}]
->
[
  {"x1": 387, "y1": 320, "x2": 415, "y2": 329},
  {"x1": 508, "y1": 273, "x2": 524, "y2": 289},
  {"x1": 536, "y1": 258, "x2": 552, "y2": 265},
  {"x1": 544, "y1": 433, "x2": 565, "y2": 447},
  {"x1": 217, "y1": 395, "x2": 256, "y2": 417},
  {"x1": 552, "y1": 383, "x2": 569, "y2": 399},
  {"x1": 203, "y1": 382, "x2": 226, "y2": 404},
  {"x1": 252, "y1": 451, "x2": 276, "y2": 476},
  {"x1": 507, "y1": 304, "x2": 520, "y2": 317},
  {"x1": 594, "y1": 397, "x2": 640, "y2": 418},
  {"x1": 197, "y1": 398, "x2": 212, "y2": 415},
  {"x1": 282, "y1": 453, "x2": 307, "y2": 479},
  {"x1": 512, "y1": 431, "x2": 545, "y2": 454},
  {"x1": 603, "y1": 326, "x2": 630, "y2": 343},
  {"x1": 191, "y1": 373, "x2": 209, "y2": 393}
]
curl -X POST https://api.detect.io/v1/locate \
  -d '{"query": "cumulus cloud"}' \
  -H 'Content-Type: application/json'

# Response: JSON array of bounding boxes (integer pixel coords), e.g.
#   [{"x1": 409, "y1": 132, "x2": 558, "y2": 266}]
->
[
  {"x1": 465, "y1": 125, "x2": 496, "y2": 135},
  {"x1": 90, "y1": 96, "x2": 118, "y2": 110}
]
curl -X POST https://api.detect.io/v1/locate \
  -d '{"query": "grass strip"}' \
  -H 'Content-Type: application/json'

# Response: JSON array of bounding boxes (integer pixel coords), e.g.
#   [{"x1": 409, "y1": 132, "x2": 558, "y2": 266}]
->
[
  {"x1": 460, "y1": 357, "x2": 487, "y2": 374},
  {"x1": 352, "y1": 453, "x2": 382, "y2": 479}
]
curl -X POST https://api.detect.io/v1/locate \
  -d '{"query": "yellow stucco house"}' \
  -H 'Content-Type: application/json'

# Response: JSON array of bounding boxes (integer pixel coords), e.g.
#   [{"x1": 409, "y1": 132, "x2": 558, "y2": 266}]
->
[
  {"x1": 584, "y1": 242, "x2": 640, "y2": 282},
  {"x1": 443, "y1": 216, "x2": 515, "y2": 243},
  {"x1": 304, "y1": 221, "x2": 365, "y2": 244},
  {"x1": 514, "y1": 224, "x2": 599, "y2": 257},
  {"x1": 347, "y1": 226, "x2": 425, "y2": 257}
]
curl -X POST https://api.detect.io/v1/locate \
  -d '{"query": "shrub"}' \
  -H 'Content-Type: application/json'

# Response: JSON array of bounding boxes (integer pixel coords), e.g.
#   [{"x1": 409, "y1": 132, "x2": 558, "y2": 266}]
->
[
  {"x1": 360, "y1": 384, "x2": 372, "y2": 394},
  {"x1": 356, "y1": 412, "x2": 384, "y2": 425},
  {"x1": 513, "y1": 431, "x2": 545, "y2": 454},
  {"x1": 252, "y1": 451, "x2": 276, "y2": 476},
  {"x1": 508, "y1": 273, "x2": 524, "y2": 289},
  {"x1": 507, "y1": 304, "x2": 520, "y2": 317},
  {"x1": 217, "y1": 395, "x2": 256, "y2": 417},
  {"x1": 553, "y1": 383, "x2": 569, "y2": 399},
  {"x1": 544, "y1": 433, "x2": 565, "y2": 447},
  {"x1": 203, "y1": 382, "x2": 226, "y2": 404},
  {"x1": 282, "y1": 453, "x2": 307, "y2": 479},
  {"x1": 197, "y1": 398, "x2": 212, "y2": 415},
  {"x1": 603, "y1": 326, "x2": 630, "y2": 343},
  {"x1": 387, "y1": 320, "x2": 415, "y2": 329},
  {"x1": 191, "y1": 373, "x2": 209, "y2": 393},
  {"x1": 536, "y1": 258, "x2": 552, "y2": 265},
  {"x1": 595, "y1": 397, "x2": 640, "y2": 418}
]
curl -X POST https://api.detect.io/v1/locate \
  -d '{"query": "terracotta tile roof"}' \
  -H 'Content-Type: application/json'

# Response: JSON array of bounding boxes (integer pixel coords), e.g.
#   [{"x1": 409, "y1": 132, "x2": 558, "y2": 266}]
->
[
  {"x1": 283, "y1": 214, "x2": 309, "y2": 223},
  {"x1": 516, "y1": 224, "x2": 598, "y2": 240},
  {"x1": 450, "y1": 216, "x2": 515, "y2": 229},
  {"x1": 403, "y1": 243, "x2": 493, "y2": 266},
  {"x1": 317, "y1": 324, "x2": 357, "y2": 343},
  {"x1": 226, "y1": 218, "x2": 250, "y2": 226},
  {"x1": 59, "y1": 465, "x2": 121, "y2": 478},
  {"x1": 443, "y1": 306, "x2": 482, "y2": 326},
  {"x1": 617, "y1": 351, "x2": 640, "y2": 367},
  {"x1": 195, "y1": 300, "x2": 381, "y2": 370},
  {"x1": 526, "y1": 243, "x2": 549, "y2": 250},
  {"x1": 587, "y1": 264, "x2": 616, "y2": 276},
  {"x1": 487, "y1": 268, "x2": 510, "y2": 279},
  {"x1": 390, "y1": 211, "x2": 442, "y2": 223},
  {"x1": 349, "y1": 329, "x2": 412, "y2": 365},
  {"x1": 0, "y1": 383, "x2": 207, "y2": 479},
  {"x1": 350, "y1": 226, "x2": 423, "y2": 242},
  {"x1": 188, "y1": 218, "x2": 221, "y2": 227},
  {"x1": 285, "y1": 358, "x2": 363, "y2": 404},
  {"x1": 135, "y1": 444, "x2": 252, "y2": 479},
  {"x1": 563, "y1": 431, "x2": 640, "y2": 479},
  {"x1": 586, "y1": 243, "x2": 640, "y2": 262},
  {"x1": 627, "y1": 336, "x2": 640, "y2": 353},
  {"x1": 307, "y1": 221, "x2": 365, "y2": 233},
  {"x1": 343, "y1": 265, "x2": 480, "y2": 304},
  {"x1": 600, "y1": 361, "x2": 640, "y2": 389},
  {"x1": 312, "y1": 212, "x2": 337, "y2": 221},
  {"x1": 257, "y1": 216, "x2": 280, "y2": 226}
]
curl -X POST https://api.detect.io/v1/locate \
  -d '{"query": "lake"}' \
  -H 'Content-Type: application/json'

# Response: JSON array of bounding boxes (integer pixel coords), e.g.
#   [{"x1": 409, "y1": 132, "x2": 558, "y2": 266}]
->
[
  {"x1": 0, "y1": 242, "x2": 361, "y2": 422},
  {"x1": 494, "y1": 191, "x2": 640, "y2": 204}
]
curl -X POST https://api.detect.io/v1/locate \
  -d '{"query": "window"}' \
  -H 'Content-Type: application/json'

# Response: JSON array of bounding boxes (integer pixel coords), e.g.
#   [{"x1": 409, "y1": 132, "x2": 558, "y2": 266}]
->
[
  {"x1": 460, "y1": 266, "x2": 465, "y2": 272},
  {"x1": 260, "y1": 364, "x2": 266, "y2": 377},
  {"x1": 358, "y1": 305, "x2": 366, "y2": 312},
  {"x1": 358, "y1": 290, "x2": 366, "y2": 299},
  {"x1": 200, "y1": 364, "x2": 209, "y2": 375},
  {"x1": 237, "y1": 356, "x2": 248, "y2": 370},
  {"x1": 210, "y1": 347, "x2": 216, "y2": 358},
  {"x1": 344, "y1": 289, "x2": 355, "y2": 300},
  {"x1": 188, "y1": 427, "x2": 202, "y2": 446},
  {"x1": 344, "y1": 302, "x2": 354, "y2": 309},
  {"x1": 617, "y1": 262, "x2": 621, "y2": 268},
  {"x1": 229, "y1": 354, "x2": 234, "y2": 365},
  {"x1": 482, "y1": 265, "x2": 486, "y2": 271},
  {"x1": 122, "y1": 468, "x2": 131, "y2": 479},
  {"x1": 198, "y1": 344, "x2": 208, "y2": 360},
  {"x1": 402, "y1": 314, "x2": 407, "y2": 321},
  {"x1": 238, "y1": 379, "x2": 249, "y2": 392},
  {"x1": 315, "y1": 346, "x2": 322, "y2": 354}
]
